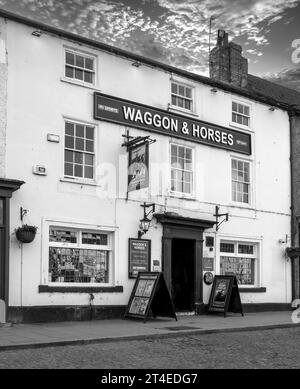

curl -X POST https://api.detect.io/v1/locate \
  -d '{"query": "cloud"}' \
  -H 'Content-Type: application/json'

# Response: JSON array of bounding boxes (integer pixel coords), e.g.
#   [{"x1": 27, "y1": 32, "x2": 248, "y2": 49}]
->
[
  {"x1": 264, "y1": 68, "x2": 300, "y2": 91},
  {"x1": 0, "y1": 0, "x2": 299, "y2": 76}
]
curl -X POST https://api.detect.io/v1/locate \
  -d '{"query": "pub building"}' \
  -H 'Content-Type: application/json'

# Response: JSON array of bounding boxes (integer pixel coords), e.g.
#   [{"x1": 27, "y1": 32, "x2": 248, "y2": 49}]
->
[{"x1": 0, "y1": 9, "x2": 300, "y2": 323}]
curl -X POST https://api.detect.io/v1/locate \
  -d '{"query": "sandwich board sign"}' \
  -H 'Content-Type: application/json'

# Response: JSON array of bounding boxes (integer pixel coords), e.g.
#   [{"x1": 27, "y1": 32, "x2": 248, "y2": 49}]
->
[
  {"x1": 208, "y1": 275, "x2": 244, "y2": 317},
  {"x1": 124, "y1": 272, "x2": 177, "y2": 323}
]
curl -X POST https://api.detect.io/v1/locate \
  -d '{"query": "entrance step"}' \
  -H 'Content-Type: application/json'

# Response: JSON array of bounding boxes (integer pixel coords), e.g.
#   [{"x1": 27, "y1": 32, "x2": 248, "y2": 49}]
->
[{"x1": 175, "y1": 311, "x2": 196, "y2": 316}]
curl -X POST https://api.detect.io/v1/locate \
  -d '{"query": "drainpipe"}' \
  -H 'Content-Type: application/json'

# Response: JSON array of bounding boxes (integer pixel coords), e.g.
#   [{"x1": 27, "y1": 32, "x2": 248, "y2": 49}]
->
[{"x1": 289, "y1": 109, "x2": 299, "y2": 301}]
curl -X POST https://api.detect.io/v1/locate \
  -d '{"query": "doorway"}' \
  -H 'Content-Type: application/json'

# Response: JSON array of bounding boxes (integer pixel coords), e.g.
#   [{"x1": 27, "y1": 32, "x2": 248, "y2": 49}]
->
[{"x1": 171, "y1": 238, "x2": 195, "y2": 311}]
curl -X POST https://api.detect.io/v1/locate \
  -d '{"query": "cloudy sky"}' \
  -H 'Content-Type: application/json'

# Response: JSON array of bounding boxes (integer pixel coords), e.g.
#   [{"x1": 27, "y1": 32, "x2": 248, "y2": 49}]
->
[{"x1": 0, "y1": 0, "x2": 300, "y2": 91}]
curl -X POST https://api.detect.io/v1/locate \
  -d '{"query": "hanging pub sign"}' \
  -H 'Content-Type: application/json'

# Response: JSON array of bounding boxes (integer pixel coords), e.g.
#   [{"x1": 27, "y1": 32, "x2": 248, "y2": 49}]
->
[
  {"x1": 128, "y1": 238, "x2": 151, "y2": 278},
  {"x1": 128, "y1": 142, "x2": 149, "y2": 192},
  {"x1": 124, "y1": 272, "x2": 177, "y2": 323},
  {"x1": 208, "y1": 275, "x2": 244, "y2": 317},
  {"x1": 94, "y1": 93, "x2": 251, "y2": 155}
]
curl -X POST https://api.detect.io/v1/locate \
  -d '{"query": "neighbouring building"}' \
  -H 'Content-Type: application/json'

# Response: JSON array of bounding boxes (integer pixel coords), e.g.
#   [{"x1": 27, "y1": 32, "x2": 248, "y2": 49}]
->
[{"x1": 0, "y1": 9, "x2": 299, "y2": 323}]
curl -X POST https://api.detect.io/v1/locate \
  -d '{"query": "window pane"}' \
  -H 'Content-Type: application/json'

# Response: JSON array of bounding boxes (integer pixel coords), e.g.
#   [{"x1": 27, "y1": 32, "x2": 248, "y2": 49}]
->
[
  {"x1": 75, "y1": 138, "x2": 84, "y2": 151},
  {"x1": 75, "y1": 68, "x2": 83, "y2": 80},
  {"x1": 49, "y1": 228, "x2": 77, "y2": 243},
  {"x1": 65, "y1": 66, "x2": 73, "y2": 78},
  {"x1": 84, "y1": 71, "x2": 93, "y2": 83},
  {"x1": 178, "y1": 97, "x2": 184, "y2": 108},
  {"x1": 75, "y1": 152, "x2": 83, "y2": 164},
  {"x1": 65, "y1": 135, "x2": 74, "y2": 149},
  {"x1": 86, "y1": 127, "x2": 94, "y2": 140},
  {"x1": 243, "y1": 116, "x2": 249, "y2": 126},
  {"x1": 66, "y1": 52, "x2": 75, "y2": 65},
  {"x1": 84, "y1": 166, "x2": 94, "y2": 179},
  {"x1": 85, "y1": 140, "x2": 94, "y2": 152},
  {"x1": 65, "y1": 122, "x2": 74, "y2": 136},
  {"x1": 244, "y1": 106, "x2": 250, "y2": 116},
  {"x1": 184, "y1": 100, "x2": 191, "y2": 110},
  {"x1": 178, "y1": 85, "x2": 184, "y2": 96},
  {"x1": 171, "y1": 83, "x2": 177, "y2": 94},
  {"x1": 237, "y1": 114, "x2": 242, "y2": 124},
  {"x1": 85, "y1": 57, "x2": 94, "y2": 70},
  {"x1": 76, "y1": 124, "x2": 85, "y2": 138},
  {"x1": 74, "y1": 164, "x2": 83, "y2": 177},
  {"x1": 65, "y1": 150, "x2": 73, "y2": 163},
  {"x1": 238, "y1": 244, "x2": 254, "y2": 254},
  {"x1": 64, "y1": 163, "x2": 73, "y2": 176},
  {"x1": 232, "y1": 102, "x2": 237, "y2": 112},
  {"x1": 185, "y1": 88, "x2": 192, "y2": 98},
  {"x1": 49, "y1": 247, "x2": 109, "y2": 283},
  {"x1": 75, "y1": 55, "x2": 84, "y2": 68},
  {"x1": 85, "y1": 154, "x2": 93, "y2": 166},
  {"x1": 220, "y1": 256, "x2": 255, "y2": 285},
  {"x1": 171, "y1": 95, "x2": 177, "y2": 106},
  {"x1": 220, "y1": 242, "x2": 235, "y2": 253},
  {"x1": 238, "y1": 104, "x2": 243, "y2": 114}
]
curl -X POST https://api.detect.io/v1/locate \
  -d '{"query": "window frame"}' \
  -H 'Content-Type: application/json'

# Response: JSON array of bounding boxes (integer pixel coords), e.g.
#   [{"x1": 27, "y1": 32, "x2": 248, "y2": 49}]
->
[
  {"x1": 230, "y1": 100, "x2": 251, "y2": 129},
  {"x1": 43, "y1": 221, "x2": 116, "y2": 287},
  {"x1": 231, "y1": 157, "x2": 251, "y2": 206},
  {"x1": 169, "y1": 142, "x2": 194, "y2": 197},
  {"x1": 62, "y1": 46, "x2": 97, "y2": 88},
  {"x1": 169, "y1": 80, "x2": 195, "y2": 114},
  {"x1": 218, "y1": 238, "x2": 260, "y2": 287},
  {"x1": 62, "y1": 118, "x2": 97, "y2": 184}
]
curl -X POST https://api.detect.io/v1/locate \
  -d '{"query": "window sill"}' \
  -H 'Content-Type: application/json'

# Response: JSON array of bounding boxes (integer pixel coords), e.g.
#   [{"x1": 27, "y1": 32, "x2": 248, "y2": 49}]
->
[
  {"x1": 59, "y1": 177, "x2": 97, "y2": 187},
  {"x1": 239, "y1": 287, "x2": 266, "y2": 293},
  {"x1": 229, "y1": 122, "x2": 253, "y2": 133},
  {"x1": 60, "y1": 77, "x2": 100, "y2": 91},
  {"x1": 168, "y1": 105, "x2": 198, "y2": 118},
  {"x1": 169, "y1": 192, "x2": 196, "y2": 201},
  {"x1": 39, "y1": 285, "x2": 123, "y2": 293}
]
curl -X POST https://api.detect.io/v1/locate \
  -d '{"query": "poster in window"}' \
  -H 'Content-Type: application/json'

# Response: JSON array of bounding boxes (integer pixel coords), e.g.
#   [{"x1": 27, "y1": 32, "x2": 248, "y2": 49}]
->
[{"x1": 128, "y1": 143, "x2": 149, "y2": 192}]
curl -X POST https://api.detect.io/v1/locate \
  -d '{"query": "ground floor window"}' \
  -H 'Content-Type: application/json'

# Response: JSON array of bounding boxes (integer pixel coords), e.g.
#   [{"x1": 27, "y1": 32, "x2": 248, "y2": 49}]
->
[
  {"x1": 48, "y1": 227, "x2": 111, "y2": 283},
  {"x1": 219, "y1": 240, "x2": 258, "y2": 285}
]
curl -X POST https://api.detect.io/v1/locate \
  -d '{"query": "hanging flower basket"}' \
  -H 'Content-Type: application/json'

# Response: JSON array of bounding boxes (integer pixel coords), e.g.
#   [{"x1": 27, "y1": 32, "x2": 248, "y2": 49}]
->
[
  {"x1": 15, "y1": 225, "x2": 37, "y2": 243},
  {"x1": 285, "y1": 247, "x2": 300, "y2": 259}
]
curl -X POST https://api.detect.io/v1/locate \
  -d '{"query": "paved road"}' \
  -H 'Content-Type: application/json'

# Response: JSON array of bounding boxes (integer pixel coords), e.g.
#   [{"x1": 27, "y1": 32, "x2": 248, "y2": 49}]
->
[{"x1": 0, "y1": 327, "x2": 299, "y2": 369}]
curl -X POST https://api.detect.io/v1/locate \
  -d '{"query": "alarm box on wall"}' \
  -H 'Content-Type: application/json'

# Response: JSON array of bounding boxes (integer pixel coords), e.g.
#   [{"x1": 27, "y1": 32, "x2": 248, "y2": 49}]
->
[{"x1": 32, "y1": 165, "x2": 47, "y2": 176}]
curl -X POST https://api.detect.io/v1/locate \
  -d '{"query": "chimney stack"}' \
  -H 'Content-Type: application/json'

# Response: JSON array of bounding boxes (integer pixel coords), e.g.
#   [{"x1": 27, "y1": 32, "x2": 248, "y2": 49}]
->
[{"x1": 209, "y1": 29, "x2": 248, "y2": 87}]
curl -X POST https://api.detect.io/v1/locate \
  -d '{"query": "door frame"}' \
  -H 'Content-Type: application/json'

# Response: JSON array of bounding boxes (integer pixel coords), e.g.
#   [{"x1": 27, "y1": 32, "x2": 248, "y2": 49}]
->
[
  {"x1": 0, "y1": 178, "x2": 24, "y2": 321},
  {"x1": 155, "y1": 213, "x2": 215, "y2": 314}
]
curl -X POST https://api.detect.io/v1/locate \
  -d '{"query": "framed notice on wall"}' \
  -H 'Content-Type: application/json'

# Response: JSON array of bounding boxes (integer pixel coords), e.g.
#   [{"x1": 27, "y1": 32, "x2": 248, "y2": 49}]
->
[
  {"x1": 128, "y1": 143, "x2": 149, "y2": 192},
  {"x1": 128, "y1": 238, "x2": 151, "y2": 278}
]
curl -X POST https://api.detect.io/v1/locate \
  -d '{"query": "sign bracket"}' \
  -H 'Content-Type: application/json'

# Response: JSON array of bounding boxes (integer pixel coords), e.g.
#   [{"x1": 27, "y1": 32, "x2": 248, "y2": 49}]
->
[
  {"x1": 122, "y1": 129, "x2": 156, "y2": 151},
  {"x1": 214, "y1": 206, "x2": 229, "y2": 231}
]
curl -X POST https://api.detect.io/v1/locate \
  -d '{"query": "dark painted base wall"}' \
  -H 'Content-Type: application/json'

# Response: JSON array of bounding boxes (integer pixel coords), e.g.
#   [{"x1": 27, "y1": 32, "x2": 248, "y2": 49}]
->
[{"x1": 8, "y1": 303, "x2": 292, "y2": 323}]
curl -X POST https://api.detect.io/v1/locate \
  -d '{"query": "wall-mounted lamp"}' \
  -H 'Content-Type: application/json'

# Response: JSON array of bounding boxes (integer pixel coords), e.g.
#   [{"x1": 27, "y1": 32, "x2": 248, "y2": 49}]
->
[
  {"x1": 269, "y1": 106, "x2": 276, "y2": 112},
  {"x1": 132, "y1": 61, "x2": 141, "y2": 68},
  {"x1": 138, "y1": 202, "x2": 155, "y2": 239},
  {"x1": 32, "y1": 30, "x2": 42, "y2": 37},
  {"x1": 210, "y1": 87, "x2": 218, "y2": 93}
]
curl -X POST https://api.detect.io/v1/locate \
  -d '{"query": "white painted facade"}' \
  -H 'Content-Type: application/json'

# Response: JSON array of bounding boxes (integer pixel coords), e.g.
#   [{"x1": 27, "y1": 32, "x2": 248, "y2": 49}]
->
[{"x1": 1, "y1": 18, "x2": 292, "y2": 314}]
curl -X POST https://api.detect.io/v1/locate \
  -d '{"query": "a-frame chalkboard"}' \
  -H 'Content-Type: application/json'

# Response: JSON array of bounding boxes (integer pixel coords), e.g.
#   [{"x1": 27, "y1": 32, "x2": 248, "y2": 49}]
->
[
  {"x1": 124, "y1": 272, "x2": 177, "y2": 323},
  {"x1": 208, "y1": 275, "x2": 244, "y2": 317}
]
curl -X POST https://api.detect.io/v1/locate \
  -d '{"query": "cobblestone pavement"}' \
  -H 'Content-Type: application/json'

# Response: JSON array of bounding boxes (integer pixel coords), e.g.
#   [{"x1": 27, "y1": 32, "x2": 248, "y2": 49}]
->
[{"x1": 0, "y1": 327, "x2": 299, "y2": 369}]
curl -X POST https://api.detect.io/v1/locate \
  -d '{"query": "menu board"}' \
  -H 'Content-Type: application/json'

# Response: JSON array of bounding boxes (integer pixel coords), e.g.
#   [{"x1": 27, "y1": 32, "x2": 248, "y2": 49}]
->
[
  {"x1": 124, "y1": 272, "x2": 177, "y2": 323},
  {"x1": 208, "y1": 275, "x2": 243, "y2": 317},
  {"x1": 128, "y1": 238, "x2": 151, "y2": 278}
]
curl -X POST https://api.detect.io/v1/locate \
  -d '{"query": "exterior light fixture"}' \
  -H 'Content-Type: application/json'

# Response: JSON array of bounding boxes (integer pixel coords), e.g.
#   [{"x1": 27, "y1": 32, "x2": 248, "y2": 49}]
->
[
  {"x1": 210, "y1": 87, "x2": 218, "y2": 93},
  {"x1": 32, "y1": 30, "x2": 42, "y2": 37},
  {"x1": 269, "y1": 106, "x2": 275, "y2": 111},
  {"x1": 132, "y1": 61, "x2": 141, "y2": 67},
  {"x1": 138, "y1": 202, "x2": 155, "y2": 239}
]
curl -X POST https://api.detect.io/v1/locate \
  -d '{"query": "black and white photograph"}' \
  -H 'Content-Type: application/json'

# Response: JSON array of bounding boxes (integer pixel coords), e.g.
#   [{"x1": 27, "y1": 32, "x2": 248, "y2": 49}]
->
[{"x1": 0, "y1": 0, "x2": 300, "y2": 378}]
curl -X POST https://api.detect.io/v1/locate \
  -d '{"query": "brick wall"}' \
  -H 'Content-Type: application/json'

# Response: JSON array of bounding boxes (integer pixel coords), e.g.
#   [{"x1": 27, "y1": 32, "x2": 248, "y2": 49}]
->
[
  {"x1": 209, "y1": 30, "x2": 248, "y2": 87},
  {"x1": 0, "y1": 17, "x2": 7, "y2": 177}
]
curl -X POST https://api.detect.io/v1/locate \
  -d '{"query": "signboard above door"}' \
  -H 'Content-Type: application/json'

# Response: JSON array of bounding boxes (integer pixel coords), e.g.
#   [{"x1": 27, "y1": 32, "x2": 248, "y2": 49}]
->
[{"x1": 94, "y1": 93, "x2": 251, "y2": 155}]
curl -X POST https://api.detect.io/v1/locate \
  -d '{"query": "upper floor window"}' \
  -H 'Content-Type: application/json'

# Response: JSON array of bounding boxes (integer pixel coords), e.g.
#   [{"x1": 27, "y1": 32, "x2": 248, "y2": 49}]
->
[
  {"x1": 232, "y1": 101, "x2": 250, "y2": 127},
  {"x1": 64, "y1": 121, "x2": 95, "y2": 180},
  {"x1": 232, "y1": 159, "x2": 250, "y2": 204},
  {"x1": 65, "y1": 50, "x2": 95, "y2": 85},
  {"x1": 171, "y1": 82, "x2": 193, "y2": 111},
  {"x1": 170, "y1": 144, "x2": 193, "y2": 194}
]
